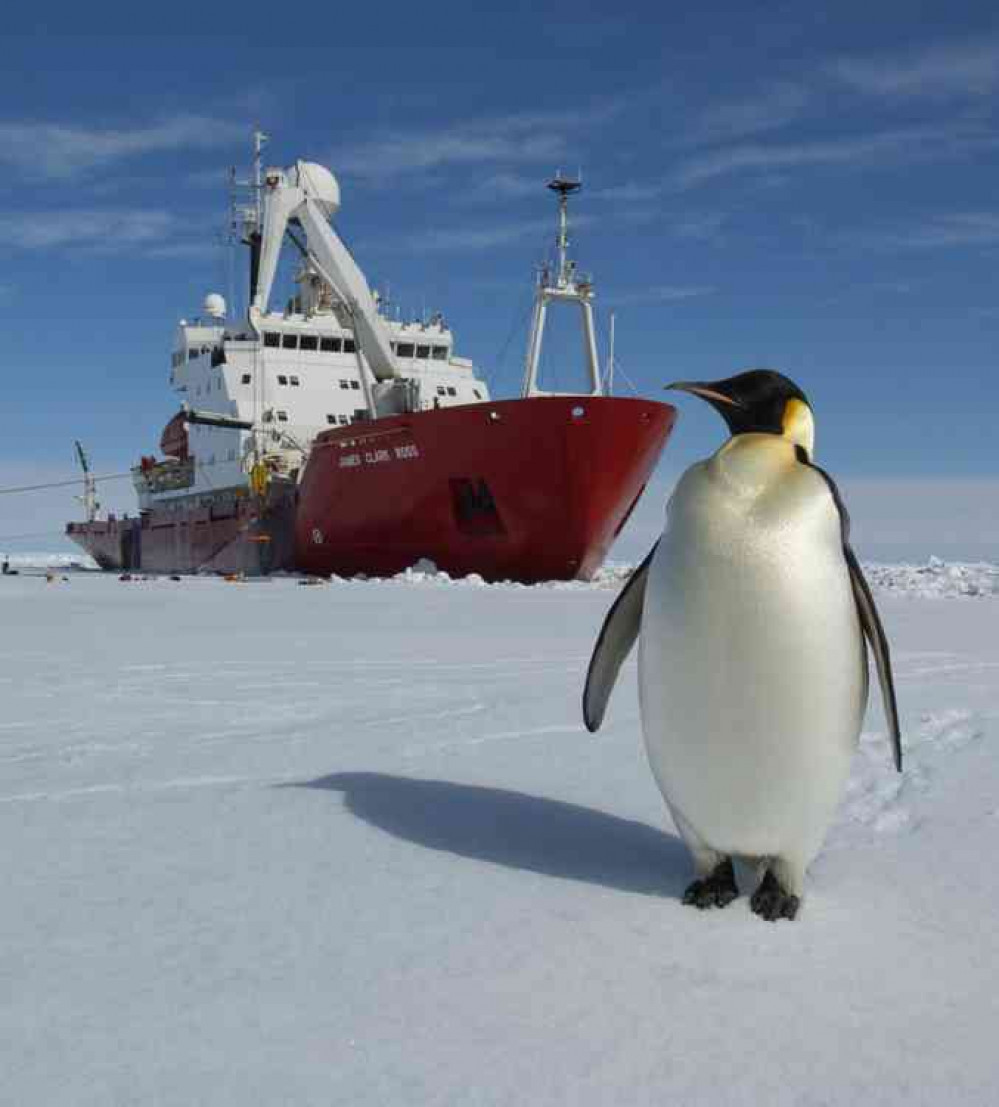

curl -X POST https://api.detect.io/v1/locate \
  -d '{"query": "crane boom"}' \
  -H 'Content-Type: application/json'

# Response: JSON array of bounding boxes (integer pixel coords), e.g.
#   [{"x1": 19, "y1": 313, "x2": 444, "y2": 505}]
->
[{"x1": 251, "y1": 161, "x2": 398, "y2": 381}]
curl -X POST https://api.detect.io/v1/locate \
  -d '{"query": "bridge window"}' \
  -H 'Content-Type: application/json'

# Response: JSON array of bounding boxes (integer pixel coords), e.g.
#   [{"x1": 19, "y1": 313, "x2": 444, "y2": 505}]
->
[
  {"x1": 320, "y1": 337, "x2": 341, "y2": 353},
  {"x1": 416, "y1": 345, "x2": 430, "y2": 359},
  {"x1": 326, "y1": 414, "x2": 337, "y2": 424},
  {"x1": 339, "y1": 415, "x2": 349, "y2": 425},
  {"x1": 282, "y1": 334, "x2": 298, "y2": 350},
  {"x1": 339, "y1": 379, "x2": 349, "y2": 389},
  {"x1": 447, "y1": 387, "x2": 457, "y2": 396},
  {"x1": 350, "y1": 381, "x2": 360, "y2": 391},
  {"x1": 277, "y1": 410, "x2": 288, "y2": 422},
  {"x1": 277, "y1": 374, "x2": 288, "y2": 385},
  {"x1": 432, "y1": 346, "x2": 448, "y2": 360},
  {"x1": 437, "y1": 386, "x2": 447, "y2": 396},
  {"x1": 300, "y1": 334, "x2": 318, "y2": 351},
  {"x1": 397, "y1": 343, "x2": 415, "y2": 358},
  {"x1": 290, "y1": 376, "x2": 300, "y2": 386},
  {"x1": 343, "y1": 338, "x2": 356, "y2": 353},
  {"x1": 241, "y1": 373, "x2": 251, "y2": 384},
  {"x1": 263, "y1": 332, "x2": 280, "y2": 348}
]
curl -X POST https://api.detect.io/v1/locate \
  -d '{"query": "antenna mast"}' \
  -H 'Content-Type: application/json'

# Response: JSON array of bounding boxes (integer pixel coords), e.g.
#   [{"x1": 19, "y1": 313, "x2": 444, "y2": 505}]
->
[
  {"x1": 521, "y1": 174, "x2": 603, "y2": 398},
  {"x1": 252, "y1": 128, "x2": 268, "y2": 226}
]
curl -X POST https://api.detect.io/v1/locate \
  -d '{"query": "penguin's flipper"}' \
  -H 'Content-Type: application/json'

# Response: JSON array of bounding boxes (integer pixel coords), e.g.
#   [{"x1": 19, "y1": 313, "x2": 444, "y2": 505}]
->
[
  {"x1": 799, "y1": 449, "x2": 903, "y2": 772},
  {"x1": 582, "y1": 542, "x2": 658, "y2": 732},
  {"x1": 844, "y1": 545, "x2": 903, "y2": 772}
]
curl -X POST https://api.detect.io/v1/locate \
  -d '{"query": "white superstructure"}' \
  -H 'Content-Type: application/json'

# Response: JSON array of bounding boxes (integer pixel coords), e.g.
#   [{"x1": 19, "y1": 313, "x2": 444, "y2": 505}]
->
[{"x1": 135, "y1": 135, "x2": 490, "y2": 508}]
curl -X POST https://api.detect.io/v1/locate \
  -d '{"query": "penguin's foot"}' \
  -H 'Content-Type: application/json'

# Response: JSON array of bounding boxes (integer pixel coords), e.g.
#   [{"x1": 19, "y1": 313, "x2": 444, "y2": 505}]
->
[
  {"x1": 750, "y1": 869, "x2": 800, "y2": 922},
  {"x1": 682, "y1": 858, "x2": 738, "y2": 910}
]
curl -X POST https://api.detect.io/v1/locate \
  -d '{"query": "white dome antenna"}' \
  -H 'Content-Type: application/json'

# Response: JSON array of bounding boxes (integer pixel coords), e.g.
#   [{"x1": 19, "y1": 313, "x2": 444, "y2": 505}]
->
[
  {"x1": 203, "y1": 293, "x2": 227, "y2": 319},
  {"x1": 294, "y1": 161, "x2": 341, "y2": 218}
]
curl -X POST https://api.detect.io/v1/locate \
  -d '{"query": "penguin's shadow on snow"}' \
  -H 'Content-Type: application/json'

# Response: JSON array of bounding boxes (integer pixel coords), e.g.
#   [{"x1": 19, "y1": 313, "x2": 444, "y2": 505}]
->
[{"x1": 288, "y1": 772, "x2": 690, "y2": 898}]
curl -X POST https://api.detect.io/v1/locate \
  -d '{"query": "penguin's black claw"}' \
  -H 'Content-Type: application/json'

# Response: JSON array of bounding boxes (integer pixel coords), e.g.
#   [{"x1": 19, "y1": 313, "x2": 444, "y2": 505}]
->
[
  {"x1": 750, "y1": 869, "x2": 800, "y2": 922},
  {"x1": 682, "y1": 858, "x2": 738, "y2": 909}
]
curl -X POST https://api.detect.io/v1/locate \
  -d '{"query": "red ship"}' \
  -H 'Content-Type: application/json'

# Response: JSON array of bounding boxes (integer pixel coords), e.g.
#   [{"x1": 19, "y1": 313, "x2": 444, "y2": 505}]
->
[{"x1": 67, "y1": 138, "x2": 676, "y2": 581}]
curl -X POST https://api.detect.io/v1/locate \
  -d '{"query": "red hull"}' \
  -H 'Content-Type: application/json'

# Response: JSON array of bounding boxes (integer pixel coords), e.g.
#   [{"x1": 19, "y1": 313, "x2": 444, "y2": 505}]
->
[
  {"x1": 67, "y1": 396, "x2": 675, "y2": 582},
  {"x1": 294, "y1": 395, "x2": 675, "y2": 583}
]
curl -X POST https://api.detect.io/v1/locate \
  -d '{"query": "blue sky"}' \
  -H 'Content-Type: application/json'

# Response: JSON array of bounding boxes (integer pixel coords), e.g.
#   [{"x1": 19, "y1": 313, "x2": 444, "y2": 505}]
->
[{"x1": 2, "y1": 2, "x2": 997, "y2": 556}]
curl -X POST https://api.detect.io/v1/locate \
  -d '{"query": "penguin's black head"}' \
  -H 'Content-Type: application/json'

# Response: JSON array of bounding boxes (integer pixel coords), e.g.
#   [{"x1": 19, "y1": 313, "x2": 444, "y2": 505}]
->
[{"x1": 666, "y1": 369, "x2": 814, "y2": 458}]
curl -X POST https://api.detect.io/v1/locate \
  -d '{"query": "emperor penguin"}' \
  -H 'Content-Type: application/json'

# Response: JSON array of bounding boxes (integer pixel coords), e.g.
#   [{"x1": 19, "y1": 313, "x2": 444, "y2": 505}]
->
[{"x1": 583, "y1": 370, "x2": 901, "y2": 921}]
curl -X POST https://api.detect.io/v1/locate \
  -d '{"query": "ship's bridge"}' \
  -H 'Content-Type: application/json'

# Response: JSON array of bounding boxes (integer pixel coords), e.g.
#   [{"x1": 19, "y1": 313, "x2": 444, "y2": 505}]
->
[{"x1": 170, "y1": 320, "x2": 225, "y2": 374}]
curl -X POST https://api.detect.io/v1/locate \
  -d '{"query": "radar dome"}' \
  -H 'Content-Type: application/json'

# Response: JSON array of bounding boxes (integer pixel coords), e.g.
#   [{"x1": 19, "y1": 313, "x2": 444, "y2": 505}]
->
[
  {"x1": 203, "y1": 293, "x2": 226, "y2": 319},
  {"x1": 294, "y1": 161, "x2": 341, "y2": 217}
]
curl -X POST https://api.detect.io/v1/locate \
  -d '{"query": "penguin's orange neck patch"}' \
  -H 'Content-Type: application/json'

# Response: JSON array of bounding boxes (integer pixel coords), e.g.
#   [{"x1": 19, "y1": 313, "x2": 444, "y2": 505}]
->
[{"x1": 781, "y1": 398, "x2": 815, "y2": 459}]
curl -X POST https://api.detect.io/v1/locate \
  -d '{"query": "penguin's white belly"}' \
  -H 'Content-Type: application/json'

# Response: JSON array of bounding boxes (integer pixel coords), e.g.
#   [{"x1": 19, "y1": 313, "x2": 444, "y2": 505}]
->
[{"x1": 638, "y1": 440, "x2": 867, "y2": 865}]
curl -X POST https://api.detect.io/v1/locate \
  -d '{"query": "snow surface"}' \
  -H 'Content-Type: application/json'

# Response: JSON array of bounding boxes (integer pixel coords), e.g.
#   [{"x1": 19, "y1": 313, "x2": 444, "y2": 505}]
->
[{"x1": 1, "y1": 569, "x2": 998, "y2": 1105}]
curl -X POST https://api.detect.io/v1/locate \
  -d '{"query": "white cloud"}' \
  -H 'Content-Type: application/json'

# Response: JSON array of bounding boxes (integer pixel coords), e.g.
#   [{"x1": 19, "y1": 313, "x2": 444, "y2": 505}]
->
[
  {"x1": 670, "y1": 212, "x2": 726, "y2": 241},
  {"x1": 332, "y1": 102, "x2": 621, "y2": 180},
  {"x1": 147, "y1": 240, "x2": 221, "y2": 261},
  {"x1": 860, "y1": 212, "x2": 999, "y2": 250},
  {"x1": 458, "y1": 171, "x2": 544, "y2": 201},
  {"x1": 832, "y1": 40, "x2": 999, "y2": 100},
  {"x1": 0, "y1": 209, "x2": 175, "y2": 250},
  {"x1": 0, "y1": 115, "x2": 245, "y2": 180},
  {"x1": 673, "y1": 123, "x2": 999, "y2": 187},
  {"x1": 693, "y1": 82, "x2": 810, "y2": 141},
  {"x1": 589, "y1": 181, "x2": 665, "y2": 203},
  {"x1": 609, "y1": 285, "x2": 715, "y2": 307},
  {"x1": 397, "y1": 216, "x2": 566, "y2": 253}
]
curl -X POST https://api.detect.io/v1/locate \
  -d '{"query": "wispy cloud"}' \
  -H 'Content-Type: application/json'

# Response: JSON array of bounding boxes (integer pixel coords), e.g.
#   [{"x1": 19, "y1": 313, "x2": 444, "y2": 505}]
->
[
  {"x1": 0, "y1": 115, "x2": 245, "y2": 180},
  {"x1": 589, "y1": 180, "x2": 666, "y2": 203},
  {"x1": 397, "y1": 216, "x2": 571, "y2": 253},
  {"x1": 460, "y1": 173, "x2": 667, "y2": 208},
  {"x1": 670, "y1": 212, "x2": 727, "y2": 241},
  {"x1": 147, "y1": 240, "x2": 222, "y2": 260},
  {"x1": 0, "y1": 208, "x2": 175, "y2": 250},
  {"x1": 852, "y1": 212, "x2": 999, "y2": 250},
  {"x1": 610, "y1": 285, "x2": 715, "y2": 306},
  {"x1": 693, "y1": 82, "x2": 810, "y2": 142},
  {"x1": 454, "y1": 171, "x2": 551, "y2": 204},
  {"x1": 332, "y1": 102, "x2": 621, "y2": 180},
  {"x1": 831, "y1": 39, "x2": 999, "y2": 100},
  {"x1": 673, "y1": 122, "x2": 999, "y2": 187}
]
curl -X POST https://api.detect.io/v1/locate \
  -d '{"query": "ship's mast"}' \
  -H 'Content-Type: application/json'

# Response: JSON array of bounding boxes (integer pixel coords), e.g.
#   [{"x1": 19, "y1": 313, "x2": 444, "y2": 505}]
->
[
  {"x1": 74, "y1": 440, "x2": 100, "y2": 523},
  {"x1": 252, "y1": 128, "x2": 267, "y2": 222},
  {"x1": 228, "y1": 131, "x2": 272, "y2": 497},
  {"x1": 521, "y1": 175, "x2": 603, "y2": 398}
]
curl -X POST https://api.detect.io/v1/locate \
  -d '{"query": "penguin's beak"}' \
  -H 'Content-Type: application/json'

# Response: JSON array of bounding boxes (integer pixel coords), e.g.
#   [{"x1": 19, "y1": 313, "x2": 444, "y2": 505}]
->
[{"x1": 665, "y1": 381, "x2": 745, "y2": 409}]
